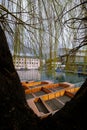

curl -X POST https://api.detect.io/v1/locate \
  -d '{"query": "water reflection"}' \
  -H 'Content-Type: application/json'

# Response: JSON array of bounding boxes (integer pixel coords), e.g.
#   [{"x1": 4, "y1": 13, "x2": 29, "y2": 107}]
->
[
  {"x1": 55, "y1": 72, "x2": 66, "y2": 82},
  {"x1": 17, "y1": 70, "x2": 41, "y2": 81},
  {"x1": 17, "y1": 70, "x2": 87, "y2": 86},
  {"x1": 41, "y1": 70, "x2": 66, "y2": 83}
]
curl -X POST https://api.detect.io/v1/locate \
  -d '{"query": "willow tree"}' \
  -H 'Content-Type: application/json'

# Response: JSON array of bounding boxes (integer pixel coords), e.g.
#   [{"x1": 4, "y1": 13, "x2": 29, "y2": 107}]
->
[
  {"x1": 80, "y1": 0, "x2": 87, "y2": 72},
  {"x1": 57, "y1": 0, "x2": 87, "y2": 73},
  {"x1": 13, "y1": 0, "x2": 24, "y2": 55},
  {"x1": 0, "y1": 0, "x2": 70, "y2": 69}
]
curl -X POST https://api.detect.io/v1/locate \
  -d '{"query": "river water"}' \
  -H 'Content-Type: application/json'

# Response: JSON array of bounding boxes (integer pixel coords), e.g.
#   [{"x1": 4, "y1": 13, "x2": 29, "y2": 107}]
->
[{"x1": 17, "y1": 70, "x2": 87, "y2": 87}]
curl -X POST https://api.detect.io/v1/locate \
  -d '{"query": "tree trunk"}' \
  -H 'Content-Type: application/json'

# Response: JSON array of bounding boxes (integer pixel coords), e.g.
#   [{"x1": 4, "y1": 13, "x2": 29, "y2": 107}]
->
[{"x1": 0, "y1": 25, "x2": 40, "y2": 130}]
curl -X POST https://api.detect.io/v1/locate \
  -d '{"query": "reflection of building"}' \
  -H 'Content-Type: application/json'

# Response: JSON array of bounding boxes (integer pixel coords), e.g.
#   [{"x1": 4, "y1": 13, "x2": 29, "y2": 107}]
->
[
  {"x1": 13, "y1": 56, "x2": 40, "y2": 70},
  {"x1": 17, "y1": 70, "x2": 41, "y2": 81}
]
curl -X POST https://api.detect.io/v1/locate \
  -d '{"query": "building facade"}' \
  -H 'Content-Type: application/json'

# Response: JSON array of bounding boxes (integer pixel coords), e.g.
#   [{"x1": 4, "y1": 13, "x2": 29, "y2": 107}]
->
[{"x1": 13, "y1": 56, "x2": 40, "y2": 70}]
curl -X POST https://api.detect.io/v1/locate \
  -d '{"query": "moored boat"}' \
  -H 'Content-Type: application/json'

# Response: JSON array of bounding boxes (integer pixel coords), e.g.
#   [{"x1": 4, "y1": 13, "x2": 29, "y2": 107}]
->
[
  {"x1": 21, "y1": 80, "x2": 53, "y2": 90},
  {"x1": 25, "y1": 82, "x2": 74, "y2": 97},
  {"x1": 25, "y1": 81, "x2": 79, "y2": 119}
]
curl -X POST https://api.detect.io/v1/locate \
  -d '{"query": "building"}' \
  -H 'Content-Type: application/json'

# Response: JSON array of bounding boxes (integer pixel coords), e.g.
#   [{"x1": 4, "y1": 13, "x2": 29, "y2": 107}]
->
[
  {"x1": 13, "y1": 56, "x2": 40, "y2": 70},
  {"x1": 58, "y1": 48, "x2": 87, "y2": 73}
]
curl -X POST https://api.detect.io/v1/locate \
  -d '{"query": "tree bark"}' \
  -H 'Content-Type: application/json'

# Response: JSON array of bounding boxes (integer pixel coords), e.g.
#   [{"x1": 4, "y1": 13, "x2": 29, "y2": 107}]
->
[{"x1": 0, "y1": 25, "x2": 40, "y2": 130}]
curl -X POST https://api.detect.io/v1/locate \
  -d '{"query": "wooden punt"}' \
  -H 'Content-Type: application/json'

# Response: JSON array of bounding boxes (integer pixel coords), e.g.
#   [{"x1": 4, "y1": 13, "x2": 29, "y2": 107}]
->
[
  {"x1": 21, "y1": 80, "x2": 53, "y2": 90},
  {"x1": 26, "y1": 83, "x2": 79, "y2": 119},
  {"x1": 25, "y1": 82, "x2": 74, "y2": 99}
]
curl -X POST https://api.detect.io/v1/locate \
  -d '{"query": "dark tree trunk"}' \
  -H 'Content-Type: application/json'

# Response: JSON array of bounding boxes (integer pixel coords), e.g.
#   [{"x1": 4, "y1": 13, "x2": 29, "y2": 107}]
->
[
  {"x1": 0, "y1": 25, "x2": 87, "y2": 130},
  {"x1": 0, "y1": 25, "x2": 40, "y2": 130}
]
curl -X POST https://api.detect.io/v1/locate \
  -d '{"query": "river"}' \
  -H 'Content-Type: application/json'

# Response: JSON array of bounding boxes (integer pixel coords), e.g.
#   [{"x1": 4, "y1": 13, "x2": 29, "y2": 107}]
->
[{"x1": 17, "y1": 70, "x2": 87, "y2": 87}]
